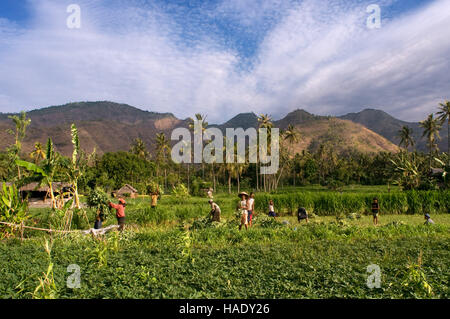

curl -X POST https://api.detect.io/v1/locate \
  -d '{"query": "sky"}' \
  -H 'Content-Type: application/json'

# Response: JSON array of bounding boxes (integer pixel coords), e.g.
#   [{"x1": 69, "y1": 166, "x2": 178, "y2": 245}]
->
[{"x1": 0, "y1": 0, "x2": 449, "y2": 123}]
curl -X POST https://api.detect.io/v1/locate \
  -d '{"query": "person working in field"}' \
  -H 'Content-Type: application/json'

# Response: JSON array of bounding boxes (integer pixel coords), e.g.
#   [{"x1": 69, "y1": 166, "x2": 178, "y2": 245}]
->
[
  {"x1": 94, "y1": 210, "x2": 105, "y2": 230},
  {"x1": 109, "y1": 198, "x2": 126, "y2": 231},
  {"x1": 371, "y1": 198, "x2": 380, "y2": 226},
  {"x1": 209, "y1": 199, "x2": 221, "y2": 222},
  {"x1": 247, "y1": 192, "x2": 255, "y2": 227},
  {"x1": 151, "y1": 192, "x2": 159, "y2": 208},
  {"x1": 424, "y1": 213, "x2": 435, "y2": 225},
  {"x1": 238, "y1": 192, "x2": 249, "y2": 231},
  {"x1": 268, "y1": 200, "x2": 276, "y2": 217},
  {"x1": 297, "y1": 207, "x2": 308, "y2": 223}
]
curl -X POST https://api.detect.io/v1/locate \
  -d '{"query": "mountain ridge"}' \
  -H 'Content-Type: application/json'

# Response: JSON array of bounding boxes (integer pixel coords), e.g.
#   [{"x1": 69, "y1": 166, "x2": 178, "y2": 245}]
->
[{"x1": 1, "y1": 101, "x2": 435, "y2": 156}]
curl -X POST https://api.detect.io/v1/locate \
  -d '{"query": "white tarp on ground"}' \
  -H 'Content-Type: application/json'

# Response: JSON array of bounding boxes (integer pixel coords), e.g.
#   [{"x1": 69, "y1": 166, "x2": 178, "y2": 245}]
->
[{"x1": 81, "y1": 225, "x2": 119, "y2": 236}]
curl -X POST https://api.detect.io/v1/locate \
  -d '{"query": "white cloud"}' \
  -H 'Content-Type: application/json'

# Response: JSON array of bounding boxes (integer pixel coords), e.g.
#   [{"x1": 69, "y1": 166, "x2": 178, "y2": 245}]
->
[{"x1": 0, "y1": 0, "x2": 449, "y2": 123}]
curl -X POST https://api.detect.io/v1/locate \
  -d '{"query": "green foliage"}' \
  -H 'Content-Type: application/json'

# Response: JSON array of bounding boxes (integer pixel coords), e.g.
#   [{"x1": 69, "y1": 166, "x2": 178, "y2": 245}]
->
[
  {"x1": 401, "y1": 252, "x2": 434, "y2": 298},
  {"x1": 255, "y1": 190, "x2": 449, "y2": 216},
  {"x1": 87, "y1": 188, "x2": 110, "y2": 220},
  {"x1": 172, "y1": 183, "x2": 190, "y2": 200},
  {"x1": 190, "y1": 178, "x2": 210, "y2": 197},
  {"x1": 95, "y1": 152, "x2": 155, "y2": 190},
  {"x1": 146, "y1": 181, "x2": 163, "y2": 195},
  {"x1": 1, "y1": 219, "x2": 449, "y2": 299},
  {"x1": 0, "y1": 183, "x2": 29, "y2": 237}
]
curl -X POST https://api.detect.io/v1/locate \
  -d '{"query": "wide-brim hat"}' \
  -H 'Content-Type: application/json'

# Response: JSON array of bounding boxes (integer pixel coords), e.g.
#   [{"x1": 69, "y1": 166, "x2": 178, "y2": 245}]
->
[{"x1": 238, "y1": 192, "x2": 249, "y2": 198}]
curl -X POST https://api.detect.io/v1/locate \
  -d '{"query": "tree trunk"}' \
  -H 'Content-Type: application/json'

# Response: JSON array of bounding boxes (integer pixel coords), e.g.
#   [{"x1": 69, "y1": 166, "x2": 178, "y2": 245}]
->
[
  {"x1": 187, "y1": 164, "x2": 190, "y2": 191},
  {"x1": 49, "y1": 182, "x2": 57, "y2": 209},
  {"x1": 256, "y1": 162, "x2": 259, "y2": 191},
  {"x1": 73, "y1": 183, "x2": 81, "y2": 209},
  {"x1": 237, "y1": 173, "x2": 240, "y2": 193}
]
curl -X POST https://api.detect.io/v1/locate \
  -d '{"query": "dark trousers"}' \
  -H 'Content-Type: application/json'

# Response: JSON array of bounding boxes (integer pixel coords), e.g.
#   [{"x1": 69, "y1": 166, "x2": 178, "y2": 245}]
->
[
  {"x1": 94, "y1": 220, "x2": 102, "y2": 229},
  {"x1": 117, "y1": 217, "x2": 126, "y2": 231}
]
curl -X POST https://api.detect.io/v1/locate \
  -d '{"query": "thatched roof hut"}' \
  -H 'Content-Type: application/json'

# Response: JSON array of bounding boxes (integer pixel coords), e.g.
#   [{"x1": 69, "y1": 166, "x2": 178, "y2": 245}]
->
[
  {"x1": 114, "y1": 184, "x2": 139, "y2": 198},
  {"x1": 0, "y1": 182, "x2": 71, "y2": 201}
]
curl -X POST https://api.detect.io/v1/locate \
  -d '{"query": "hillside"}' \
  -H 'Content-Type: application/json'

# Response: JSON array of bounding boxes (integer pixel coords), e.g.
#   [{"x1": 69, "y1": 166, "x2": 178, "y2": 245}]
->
[
  {"x1": 339, "y1": 109, "x2": 448, "y2": 152},
  {"x1": 284, "y1": 117, "x2": 399, "y2": 154},
  {"x1": 0, "y1": 102, "x2": 400, "y2": 156},
  {"x1": 0, "y1": 101, "x2": 187, "y2": 156}
]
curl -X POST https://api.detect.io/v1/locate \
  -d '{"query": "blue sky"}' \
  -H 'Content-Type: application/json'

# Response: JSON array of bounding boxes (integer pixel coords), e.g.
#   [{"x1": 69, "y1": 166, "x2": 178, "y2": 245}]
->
[{"x1": 0, "y1": 0, "x2": 449, "y2": 123}]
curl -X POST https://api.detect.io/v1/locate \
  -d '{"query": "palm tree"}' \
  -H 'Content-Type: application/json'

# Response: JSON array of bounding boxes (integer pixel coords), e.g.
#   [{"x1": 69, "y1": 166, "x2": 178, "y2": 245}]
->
[
  {"x1": 257, "y1": 114, "x2": 273, "y2": 191},
  {"x1": 130, "y1": 138, "x2": 149, "y2": 159},
  {"x1": 398, "y1": 126, "x2": 415, "y2": 152},
  {"x1": 189, "y1": 114, "x2": 208, "y2": 179},
  {"x1": 8, "y1": 111, "x2": 31, "y2": 179},
  {"x1": 30, "y1": 142, "x2": 46, "y2": 163},
  {"x1": 279, "y1": 124, "x2": 300, "y2": 187},
  {"x1": 437, "y1": 100, "x2": 450, "y2": 164},
  {"x1": 155, "y1": 133, "x2": 171, "y2": 190},
  {"x1": 420, "y1": 114, "x2": 442, "y2": 170}
]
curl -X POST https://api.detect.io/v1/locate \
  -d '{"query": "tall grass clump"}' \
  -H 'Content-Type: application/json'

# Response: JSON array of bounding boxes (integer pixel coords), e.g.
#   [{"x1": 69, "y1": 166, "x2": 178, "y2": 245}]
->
[{"x1": 255, "y1": 190, "x2": 449, "y2": 216}]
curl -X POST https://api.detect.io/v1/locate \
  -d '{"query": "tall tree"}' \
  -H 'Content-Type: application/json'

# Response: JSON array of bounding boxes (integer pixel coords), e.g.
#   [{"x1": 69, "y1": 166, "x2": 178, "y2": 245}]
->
[
  {"x1": 189, "y1": 114, "x2": 208, "y2": 180},
  {"x1": 398, "y1": 126, "x2": 415, "y2": 152},
  {"x1": 155, "y1": 132, "x2": 171, "y2": 190},
  {"x1": 30, "y1": 142, "x2": 46, "y2": 163},
  {"x1": 129, "y1": 138, "x2": 149, "y2": 159},
  {"x1": 275, "y1": 124, "x2": 300, "y2": 187},
  {"x1": 420, "y1": 114, "x2": 442, "y2": 170},
  {"x1": 437, "y1": 100, "x2": 450, "y2": 164},
  {"x1": 257, "y1": 114, "x2": 273, "y2": 192},
  {"x1": 8, "y1": 111, "x2": 31, "y2": 179}
]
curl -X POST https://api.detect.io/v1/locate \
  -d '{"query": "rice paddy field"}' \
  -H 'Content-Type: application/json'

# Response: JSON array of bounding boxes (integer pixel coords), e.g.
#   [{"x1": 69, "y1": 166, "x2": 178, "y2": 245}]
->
[{"x1": 1, "y1": 185, "x2": 449, "y2": 299}]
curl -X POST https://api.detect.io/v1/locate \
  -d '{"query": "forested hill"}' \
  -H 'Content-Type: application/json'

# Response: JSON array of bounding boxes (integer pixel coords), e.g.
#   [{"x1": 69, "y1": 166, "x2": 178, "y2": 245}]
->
[{"x1": 0, "y1": 101, "x2": 406, "y2": 156}]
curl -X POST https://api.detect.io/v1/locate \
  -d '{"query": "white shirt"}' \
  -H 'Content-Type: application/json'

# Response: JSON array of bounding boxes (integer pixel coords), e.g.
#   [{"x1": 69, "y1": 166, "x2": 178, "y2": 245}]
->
[
  {"x1": 248, "y1": 198, "x2": 254, "y2": 211},
  {"x1": 269, "y1": 205, "x2": 274, "y2": 212}
]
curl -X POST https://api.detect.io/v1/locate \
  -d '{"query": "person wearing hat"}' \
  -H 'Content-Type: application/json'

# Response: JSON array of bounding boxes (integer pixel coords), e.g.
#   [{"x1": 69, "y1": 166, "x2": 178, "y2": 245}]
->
[
  {"x1": 424, "y1": 213, "x2": 435, "y2": 225},
  {"x1": 109, "y1": 198, "x2": 127, "y2": 231},
  {"x1": 238, "y1": 192, "x2": 249, "y2": 231},
  {"x1": 209, "y1": 199, "x2": 221, "y2": 222}
]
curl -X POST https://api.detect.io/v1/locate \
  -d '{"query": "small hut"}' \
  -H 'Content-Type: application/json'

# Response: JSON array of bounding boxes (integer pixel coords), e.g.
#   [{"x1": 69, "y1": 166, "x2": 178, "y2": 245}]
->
[
  {"x1": 19, "y1": 182, "x2": 71, "y2": 202},
  {"x1": 114, "y1": 184, "x2": 139, "y2": 198}
]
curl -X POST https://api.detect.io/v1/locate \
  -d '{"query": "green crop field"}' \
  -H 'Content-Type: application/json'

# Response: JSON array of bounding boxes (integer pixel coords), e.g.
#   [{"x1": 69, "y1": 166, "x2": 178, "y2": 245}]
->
[{"x1": 1, "y1": 187, "x2": 449, "y2": 299}]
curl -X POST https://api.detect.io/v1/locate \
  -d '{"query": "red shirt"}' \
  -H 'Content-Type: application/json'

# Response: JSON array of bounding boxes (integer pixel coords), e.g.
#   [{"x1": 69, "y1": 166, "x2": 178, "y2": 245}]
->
[{"x1": 109, "y1": 202, "x2": 125, "y2": 218}]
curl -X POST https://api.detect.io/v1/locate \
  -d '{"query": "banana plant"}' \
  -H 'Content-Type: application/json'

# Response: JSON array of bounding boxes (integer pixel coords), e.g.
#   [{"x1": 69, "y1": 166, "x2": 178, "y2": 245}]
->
[
  {"x1": 0, "y1": 183, "x2": 29, "y2": 237},
  {"x1": 63, "y1": 124, "x2": 94, "y2": 209},
  {"x1": 390, "y1": 152, "x2": 421, "y2": 190},
  {"x1": 61, "y1": 124, "x2": 82, "y2": 209},
  {"x1": 15, "y1": 138, "x2": 60, "y2": 209}
]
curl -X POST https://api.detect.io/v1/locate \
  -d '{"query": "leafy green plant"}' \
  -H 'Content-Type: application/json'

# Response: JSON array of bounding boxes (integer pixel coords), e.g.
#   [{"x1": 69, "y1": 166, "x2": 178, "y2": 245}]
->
[
  {"x1": 401, "y1": 251, "x2": 433, "y2": 298},
  {"x1": 147, "y1": 181, "x2": 163, "y2": 195},
  {"x1": 87, "y1": 188, "x2": 110, "y2": 220},
  {"x1": 172, "y1": 183, "x2": 190, "y2": 200},
  {"x1": 32, "y1": 239, "x2": 57, "y2": 299},
  {"x1": 0, "y1": 183, "x2": 29, "y2": 238}
]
